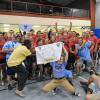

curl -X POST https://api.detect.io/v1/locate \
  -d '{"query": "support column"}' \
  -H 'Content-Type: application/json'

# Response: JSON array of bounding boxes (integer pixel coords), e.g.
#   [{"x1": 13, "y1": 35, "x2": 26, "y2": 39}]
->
[{"x1": 90, "y1": 0, "x2": 95, "y2": 28}]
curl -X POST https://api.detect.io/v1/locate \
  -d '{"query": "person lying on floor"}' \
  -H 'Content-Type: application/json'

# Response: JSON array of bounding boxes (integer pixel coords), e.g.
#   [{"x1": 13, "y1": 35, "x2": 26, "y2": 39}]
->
[
  {"x1": 42, "y1": 46, "x2": 80, "y2": 97},
  {"x1": 80, "y1": 70, "x2": 100, "y2": 100}
]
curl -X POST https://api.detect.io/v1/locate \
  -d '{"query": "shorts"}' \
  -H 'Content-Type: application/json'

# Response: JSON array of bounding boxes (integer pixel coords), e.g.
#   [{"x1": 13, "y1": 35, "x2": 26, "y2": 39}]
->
[
  {"x1": 89, "y1": 83, "x2": 99, "y2": 93},
  {"x1": 77, "y1": 59, "x2": 93, "y2": 68},
  {"x1": 31, "y1": 53, "x2": 36, "y2": 63},
  {"x1": 7, "y1": 67, "x2": 16, "y2": 75},
  {"x1": 0, "y1": 58, "x2": 6, "y2": 64},
  {"x1": 68, "y1": 53, "x2": 75, "y2": 64},
  {"x1": 91, "y1": 52, "x2": 97, "y2": 60}
]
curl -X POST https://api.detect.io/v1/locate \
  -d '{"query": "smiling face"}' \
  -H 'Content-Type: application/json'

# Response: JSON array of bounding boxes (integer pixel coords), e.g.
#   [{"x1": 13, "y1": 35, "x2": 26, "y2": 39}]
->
[
  {"x1": 79, "y1": 38, "x2": 83, "y2": 45},
  {"x1": 37, "y1": 39, "x2": 43, "y2": 46},
  {"x1": 90, "y1": 31, "x2": 94, "y2": 36},
  {"x1": 57, "y1": 55, "x2": 65, "y2": 64}
]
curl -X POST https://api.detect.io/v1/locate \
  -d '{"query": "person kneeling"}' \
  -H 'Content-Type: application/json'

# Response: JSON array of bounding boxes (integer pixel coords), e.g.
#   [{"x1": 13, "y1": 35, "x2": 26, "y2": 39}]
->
[{"x1": 42, "y1": 46, "x2": 80, "y2": 97}]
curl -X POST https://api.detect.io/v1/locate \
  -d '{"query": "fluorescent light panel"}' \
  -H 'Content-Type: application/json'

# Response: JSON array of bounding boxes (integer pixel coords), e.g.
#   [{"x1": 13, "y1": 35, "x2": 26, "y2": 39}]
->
[
  {"x1": 33, "y1": 25, "x2": 40, "y2": 28},
  {"x1": 3, "y1": 24, "x2": 10, "y2": 27}
]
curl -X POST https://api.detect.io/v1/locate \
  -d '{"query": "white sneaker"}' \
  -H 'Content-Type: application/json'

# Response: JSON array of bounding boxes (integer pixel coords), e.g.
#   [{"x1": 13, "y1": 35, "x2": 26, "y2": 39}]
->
[
  {"x1": 51, "y1": 90, "x2": 57, "y2": 95},
  {"x1": 15, "y1": 90, "x2": 25, "y2": 97}
]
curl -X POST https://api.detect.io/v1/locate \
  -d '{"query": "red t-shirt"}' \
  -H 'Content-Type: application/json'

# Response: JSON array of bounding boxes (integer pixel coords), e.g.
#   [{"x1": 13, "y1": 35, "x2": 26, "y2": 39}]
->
[
  {"x1": 97, "y1": 39, "x2": 100, "y2": 44},
  {"x1": 83, "y1": 37, "x2": 89, "y2": 42},
  {"x1": 0, "y1": 40, "x2": 6, "y2": 60},
  {"x1": 89, "y1": 35, "x2": 97, "y2": 43}
]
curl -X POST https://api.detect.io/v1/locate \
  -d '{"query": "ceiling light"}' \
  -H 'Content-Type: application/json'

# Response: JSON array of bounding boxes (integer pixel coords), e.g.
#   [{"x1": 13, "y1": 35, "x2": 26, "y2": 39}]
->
[
  {"x1": 58, "y1": 26, "x2": 63, "y2": 28},
  {"x1": 33, "y1": 25, "x2": 40, "y2": 28},
  {"x1": 4, "y1": 29, "x2": 9, "y2": 32},
  {"x1": 3, "y1": 24, "x2": 10, "y2": 27},
  {"x1": 4, "y1": 27, "x2": 9, "y2": 29}
]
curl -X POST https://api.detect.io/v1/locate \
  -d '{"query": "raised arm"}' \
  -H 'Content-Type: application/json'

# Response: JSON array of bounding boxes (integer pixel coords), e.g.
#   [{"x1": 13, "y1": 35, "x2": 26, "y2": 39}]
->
[
  {"x1": 54, "y1": 22, "x2": 58, "y2": 32},
  {"x1": 69, "y1": 22, "x2": 72, "y2": 31},
  {"x1": 62, "y1": 45, "x2": 68, "y2": 62},
  {"x1": 79, "y1": 40, "x2": 86, "y2": 48}
]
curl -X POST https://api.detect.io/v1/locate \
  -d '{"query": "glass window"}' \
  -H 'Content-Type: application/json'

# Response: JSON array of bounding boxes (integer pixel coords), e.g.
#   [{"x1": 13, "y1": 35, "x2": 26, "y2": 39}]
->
[
  {"x1": 63, "y1": 7, "x2": 72, "y2": 17},
  {"x1": 0, "y1": 1, "x2": 11, "y2": 10},
  {"x1": 53, "y1": 7, "x2": 62, "y2": 16},
  {"x1": 41, "y1": 5, "x2": 53, "y2": 15},
  {"x1": 27, "y1": 3, "x2": 40, "y2": 13},
  {"x1": 72, "y1": 9, "x2": 88, "y2": 17},
  {"x1": 12, "y1": 2, "x2": 26, "y2": 12}
]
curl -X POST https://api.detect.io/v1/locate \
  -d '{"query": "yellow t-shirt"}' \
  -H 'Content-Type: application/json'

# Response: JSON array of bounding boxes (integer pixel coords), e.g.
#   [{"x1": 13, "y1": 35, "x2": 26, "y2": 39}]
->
[{"x1": 7, "y1": 45, "x2": 31, "y2": 67}]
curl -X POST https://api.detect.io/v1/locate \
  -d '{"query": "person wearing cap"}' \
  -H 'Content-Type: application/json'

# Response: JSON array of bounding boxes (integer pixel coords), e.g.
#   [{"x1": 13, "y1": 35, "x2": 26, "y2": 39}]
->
[
  {"x1": 7, "y1": 39, "x2": 32, "y2": 97},
  {"x1": 2, "y1": 35, "x2": 21, "y2": 90}
]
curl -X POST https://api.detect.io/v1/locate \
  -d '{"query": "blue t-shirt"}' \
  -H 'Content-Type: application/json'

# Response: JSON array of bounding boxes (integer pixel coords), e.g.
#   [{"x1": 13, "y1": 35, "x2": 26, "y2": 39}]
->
[
  {"x1": 64, "y1": 70, "x2": 73, "y2": 78},
  {"x1": 77, "y1": 42, "x2": 92, "y2": 61},
  {"x1": 50, "y1": 62, "x2": 67, "y2": 78},
  {"x1": 2, "y1": 41, "x2": 20, "y2": 61}
]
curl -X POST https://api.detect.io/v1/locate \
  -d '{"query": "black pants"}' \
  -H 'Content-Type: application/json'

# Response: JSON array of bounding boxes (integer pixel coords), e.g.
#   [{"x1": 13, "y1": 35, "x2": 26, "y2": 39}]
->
[{"x1": 14, "y1": 64, "x2": 28, "y2": 91}]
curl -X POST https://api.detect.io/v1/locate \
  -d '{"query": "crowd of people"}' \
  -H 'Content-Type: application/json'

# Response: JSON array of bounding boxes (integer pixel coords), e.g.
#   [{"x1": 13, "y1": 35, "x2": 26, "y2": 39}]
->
[{"x1": 0, "y1": 28, "x2": 100, "y2": 100}]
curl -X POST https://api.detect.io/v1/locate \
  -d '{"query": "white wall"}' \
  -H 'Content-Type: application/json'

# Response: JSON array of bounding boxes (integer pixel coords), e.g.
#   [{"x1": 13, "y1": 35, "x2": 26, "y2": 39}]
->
[
  {"x1": 95, "y1": 1, "x2": 100, "y2": 28},
  {"x1": 0, "y1": 15, "x2": 91, "y2": 26}
]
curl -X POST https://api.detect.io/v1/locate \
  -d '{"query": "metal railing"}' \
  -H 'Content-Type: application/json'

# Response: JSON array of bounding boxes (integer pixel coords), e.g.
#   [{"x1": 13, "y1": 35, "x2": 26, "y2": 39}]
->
[{"x1": 0, "y1": 0, "x2": 89, "y2": 18}]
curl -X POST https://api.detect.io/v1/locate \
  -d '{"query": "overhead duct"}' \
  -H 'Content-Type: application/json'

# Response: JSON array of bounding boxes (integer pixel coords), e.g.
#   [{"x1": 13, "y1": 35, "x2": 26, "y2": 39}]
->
[{"x1": 46, "y1": 0, "x2": 75, "y2": 6}]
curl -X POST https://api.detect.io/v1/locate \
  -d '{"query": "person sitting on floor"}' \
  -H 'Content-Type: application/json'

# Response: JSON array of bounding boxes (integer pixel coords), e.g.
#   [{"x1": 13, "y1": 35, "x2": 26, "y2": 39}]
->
[{"x1": 80, "y1": 70, "x2": 100, "y2": 100}]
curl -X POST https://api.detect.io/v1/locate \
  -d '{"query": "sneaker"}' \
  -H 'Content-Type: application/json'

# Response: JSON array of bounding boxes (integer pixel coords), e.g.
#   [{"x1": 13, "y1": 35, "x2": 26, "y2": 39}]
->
[
  {"x1": 51, "y1": 90, "x2": 57, "y2": 95},
  {"x1": 72, "y1": 92, "x2": 81, "y2": 97},
  {"x1": 8, "y1": 84, "x2": 13, "y2": 90},
  {"x1": 15, "y1": 90, "x2": 25, "y2": 97},
  {"x1": 1, "y1": 81, "x2": 5, "y2": 86}
]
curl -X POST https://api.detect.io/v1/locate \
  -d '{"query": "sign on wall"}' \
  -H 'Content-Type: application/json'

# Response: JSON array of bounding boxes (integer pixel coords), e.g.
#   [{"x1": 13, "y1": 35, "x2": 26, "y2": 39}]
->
[{"x1": 19, "y1": 24, "x2": 32, "y2": 32}]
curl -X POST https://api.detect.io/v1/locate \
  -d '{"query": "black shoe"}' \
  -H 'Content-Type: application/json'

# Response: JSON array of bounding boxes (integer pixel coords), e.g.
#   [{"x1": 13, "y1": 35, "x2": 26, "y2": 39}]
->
[
  {"x1": 80, "y1": 81, "x2": 88, "y2": 93},
  {"x1": 80, "y1": 81, "x2": 88, "y2": 86},
  {"x1": 8, "y1": 84, "x2": 13, "y2": 90},
  {"x1": 72, "y1": 92, "x2": 81, "y2": 97},
  {"x1": 83, "y1": 69, "x2": 89, "y2": 72}
]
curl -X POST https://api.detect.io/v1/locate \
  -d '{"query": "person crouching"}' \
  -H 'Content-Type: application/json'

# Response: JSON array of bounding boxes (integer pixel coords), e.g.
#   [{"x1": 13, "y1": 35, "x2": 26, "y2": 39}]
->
[
  {"x1": 7, "y1": 39, "x2": 32, "y2": 97},
  {"x1": 42, "y1": 46, "x2": 80, "y2": 97}
]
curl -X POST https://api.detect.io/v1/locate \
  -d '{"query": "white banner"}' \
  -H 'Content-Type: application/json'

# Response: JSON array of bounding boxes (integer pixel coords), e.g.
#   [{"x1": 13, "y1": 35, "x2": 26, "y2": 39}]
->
[{"x1": 35, "y1": 42, "x2": 63, "y2": 64}]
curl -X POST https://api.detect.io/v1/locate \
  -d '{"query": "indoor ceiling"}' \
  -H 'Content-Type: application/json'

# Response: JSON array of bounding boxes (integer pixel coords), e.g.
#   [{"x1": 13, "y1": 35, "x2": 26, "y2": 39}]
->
[{"x1": 46, "y1": 0, "x2": 75, "y2": 6}]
